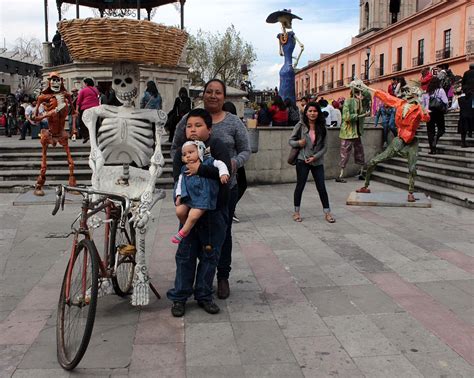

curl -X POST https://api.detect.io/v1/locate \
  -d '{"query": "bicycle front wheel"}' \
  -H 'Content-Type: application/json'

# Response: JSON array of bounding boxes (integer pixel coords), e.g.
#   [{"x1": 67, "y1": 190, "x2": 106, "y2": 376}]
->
[
  {"x1": 57, "y1": 239, "x2": 99, "y2": 370},
  {"x1": 110, "y1": 216, "x2": 136, "y2": 297}
]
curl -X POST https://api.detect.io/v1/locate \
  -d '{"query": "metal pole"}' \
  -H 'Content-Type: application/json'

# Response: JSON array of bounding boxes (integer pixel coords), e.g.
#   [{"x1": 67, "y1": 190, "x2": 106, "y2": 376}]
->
[
  {"x1": 180, "y1": 0, "x2": 185, "y2": 29},
  {"x1": 76, "y1": 0, "x2": 79, "y2": 18},
  {"x1": 137, "y1": 0, "x2": 141, "y2": 20},
  {"x1": 44, "y1": 0, "x2": 49, "y2": 42}
]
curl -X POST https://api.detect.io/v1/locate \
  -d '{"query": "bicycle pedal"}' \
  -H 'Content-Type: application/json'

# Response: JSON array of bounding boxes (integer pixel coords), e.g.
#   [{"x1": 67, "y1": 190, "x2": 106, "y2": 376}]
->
[{"x1": 118, "y1": 244, "x2": 136, "y2": 256}]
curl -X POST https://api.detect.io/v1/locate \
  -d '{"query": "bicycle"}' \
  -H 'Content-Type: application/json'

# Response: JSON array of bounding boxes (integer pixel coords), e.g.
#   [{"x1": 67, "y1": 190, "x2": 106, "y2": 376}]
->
[{"x1": 52, "y1": 184, "x2": 163, "y2": 370}]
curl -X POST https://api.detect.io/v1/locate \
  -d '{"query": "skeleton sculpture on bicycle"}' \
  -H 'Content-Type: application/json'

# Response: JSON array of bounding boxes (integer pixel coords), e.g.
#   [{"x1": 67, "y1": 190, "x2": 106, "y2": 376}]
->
[
  {"x1": 82, "y1": 62, "x2": 166, "y2": 306},
  {"x1": 33, "y1": 72, "x2": 77, "y2": 196}
]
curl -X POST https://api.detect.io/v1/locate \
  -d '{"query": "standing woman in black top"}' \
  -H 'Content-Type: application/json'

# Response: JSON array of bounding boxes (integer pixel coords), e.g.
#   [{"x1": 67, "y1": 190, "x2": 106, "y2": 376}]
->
[{"x1": 289, "y1": 101, "x2": 335, "y2": 223}]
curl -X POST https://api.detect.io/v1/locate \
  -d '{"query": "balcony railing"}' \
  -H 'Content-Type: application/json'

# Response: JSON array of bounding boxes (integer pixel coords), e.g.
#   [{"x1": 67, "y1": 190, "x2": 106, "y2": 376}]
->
[
  {"x1": 327, "y1": 82, "x2": 334, "y2": 89},
  {"x1": 318, "y1": 85, "x2": 325, "y2": 92},
  {"x1": 374, "y1": 67, "x2": 384, "y2": 78},
  {"x1": 346, "y1": 77, "x2": 354, "y2": 84},
  {"x1": 412, "y1": 56, "x2": 424, "y2": 67},
  {"x1": 436, "y1": 47, "x2": 453, "y2": 61},
  {"x1": 392, "y1": 62, "x2": 402, "y2": 72},
  {"x1": 336, "y1": 79, "x2": 344, "y2": 87},
  {"x1": 360, "y1": 73, "x2": 367, "y2": 80}
]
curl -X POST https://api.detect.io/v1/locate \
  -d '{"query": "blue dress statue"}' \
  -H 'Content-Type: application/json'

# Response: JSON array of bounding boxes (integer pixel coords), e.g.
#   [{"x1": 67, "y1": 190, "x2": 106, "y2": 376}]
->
[
  {"x1": 278, "y1": 31, "x2": 297, "y2": 103},
  {"x1": 266, "y1": 9, "x2": 304, "y2": 104}
]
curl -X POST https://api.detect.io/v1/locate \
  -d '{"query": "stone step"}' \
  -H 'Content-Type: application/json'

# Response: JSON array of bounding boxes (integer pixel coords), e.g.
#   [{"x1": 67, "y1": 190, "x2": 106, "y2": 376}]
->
[
  {"x1": 416, "y1": 135, "x2": 474, "y2": 147},
  {"x1": 371, "y1": 171, "x2": 474, "y2": 209},
  {"x1": 0, "y1": 167, "x2": 173, "y2": 181},
  {"x1": 418, "y1": 143, "x2": 474, "y2": 157},
  {"x1": 417, "y1": 152, "x2": 474, "y2": 169},
  {"x1": 0, "y1": 158, "x2": 173, "y2": 170},
  {"x1": 387, "y1": 157, "x2": 474, "y2": 180},
  {"x1": 0, "y1": 177, "x2": 175, "y2": 193},
  {"x1": 376, "y1": 164, "x2": 474, "y2": 194}
]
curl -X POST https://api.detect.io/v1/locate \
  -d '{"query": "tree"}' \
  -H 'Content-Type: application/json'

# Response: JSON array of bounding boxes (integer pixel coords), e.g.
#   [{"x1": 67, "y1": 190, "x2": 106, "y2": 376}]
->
[
  {"x1": 11, "y1": 37, "x2": 43, "y2": 61},
  {"x1": 187, "y1": 25, "x2": 257, "y2": 88}
]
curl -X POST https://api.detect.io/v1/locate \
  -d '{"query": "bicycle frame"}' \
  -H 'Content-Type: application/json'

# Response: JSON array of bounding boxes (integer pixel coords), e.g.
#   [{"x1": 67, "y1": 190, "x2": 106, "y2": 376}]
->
[{"x1": 54, "y1": 185, "x2": 131, "y2": 305}]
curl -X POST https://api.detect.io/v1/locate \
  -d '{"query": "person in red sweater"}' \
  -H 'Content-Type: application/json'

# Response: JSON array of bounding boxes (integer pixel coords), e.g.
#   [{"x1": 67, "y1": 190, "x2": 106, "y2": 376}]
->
[
  {"x1": 355, "y1": 83, "x2": 430, "y2": 202},
  {"x1": 420, "y1": 68, "x2": 433, "y2": 92},
  {"x1": 269, "y1": 96, "x2": 289, "y2": 126},
  {"x1": 76, "y1": 78, "x2": 99, "y2": 142}
]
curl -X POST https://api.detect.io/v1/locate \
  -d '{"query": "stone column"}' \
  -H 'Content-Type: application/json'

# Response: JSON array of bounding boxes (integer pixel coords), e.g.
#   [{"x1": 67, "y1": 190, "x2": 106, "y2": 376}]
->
[{"x1": 42, "y1": 42, "x2": 53, "y2": 68}]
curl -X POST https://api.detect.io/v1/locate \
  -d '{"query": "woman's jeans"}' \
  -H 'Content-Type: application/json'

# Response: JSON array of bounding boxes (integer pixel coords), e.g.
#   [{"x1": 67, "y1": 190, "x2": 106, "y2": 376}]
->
[
  {"x1": 294, "y1": 160, "x2": 330, "y2": 212},
  {"x1": 167, "y1": 209, "x2": 227, "y2": 303}
]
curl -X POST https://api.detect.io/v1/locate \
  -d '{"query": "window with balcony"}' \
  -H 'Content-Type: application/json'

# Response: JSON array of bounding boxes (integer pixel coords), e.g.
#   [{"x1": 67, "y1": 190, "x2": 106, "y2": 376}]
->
[
  {"x1": 413, "y1": 39, "x2": 425, "y2": 67},
  {"x1": 393, "y1": 47, "x2": 402, "y2": 72},
  {"x1": 351, "y1": 64, "x2": 356, "y2": 80}
]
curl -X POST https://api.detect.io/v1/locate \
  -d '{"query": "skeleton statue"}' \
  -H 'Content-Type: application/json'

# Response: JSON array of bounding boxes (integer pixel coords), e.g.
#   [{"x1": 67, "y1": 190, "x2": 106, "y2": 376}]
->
[
  {"x1": 82, "y1": 62, "x2": 166, "y2": 306},
  {"x1": 33, "y1": 72, "x2": 77, "y2": 196},
  {"x1": 266, "y1": 9, "x2": 304, "y2": 103}
]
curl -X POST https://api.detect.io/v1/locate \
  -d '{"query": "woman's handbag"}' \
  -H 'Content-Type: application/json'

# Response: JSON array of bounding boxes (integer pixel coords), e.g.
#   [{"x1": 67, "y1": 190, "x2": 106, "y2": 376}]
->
[
  {"x1": 287, "y1": 147, "x2": 300, "y2": 165},
  {"x1": 287, "y1": 125, "x2": 302, "y2": 165},
  {"x1": 429, "y1": 95, "x2": 448, "y2": 113}
]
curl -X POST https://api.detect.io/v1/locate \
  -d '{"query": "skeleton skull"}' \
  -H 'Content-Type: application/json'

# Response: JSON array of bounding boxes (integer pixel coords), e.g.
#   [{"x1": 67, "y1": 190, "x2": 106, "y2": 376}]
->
[
  {"x1": 48, "y1": 73, "x2": 62, "y2": 93},
  {"x1": 112, "y1": 63, "x2": 139, "y2": 106}
]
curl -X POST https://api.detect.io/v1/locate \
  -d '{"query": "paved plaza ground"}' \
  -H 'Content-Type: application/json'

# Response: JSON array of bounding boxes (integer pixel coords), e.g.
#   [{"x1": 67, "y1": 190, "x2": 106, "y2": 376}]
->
[{"x1": 0, "y1": 179, "x2": 473, "y2": 377}]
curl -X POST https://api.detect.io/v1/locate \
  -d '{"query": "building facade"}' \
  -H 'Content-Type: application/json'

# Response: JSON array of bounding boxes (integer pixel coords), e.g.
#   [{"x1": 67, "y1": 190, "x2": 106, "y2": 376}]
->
[{"x1": 295, "y1": 0, "x2": 473, "y2": 102}]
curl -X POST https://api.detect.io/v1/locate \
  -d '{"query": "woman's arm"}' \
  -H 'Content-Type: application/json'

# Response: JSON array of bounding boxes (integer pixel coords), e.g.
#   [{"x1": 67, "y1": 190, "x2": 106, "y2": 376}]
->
[{"x1": 288, "y1": 123, "x2": 302, "y2": 147}]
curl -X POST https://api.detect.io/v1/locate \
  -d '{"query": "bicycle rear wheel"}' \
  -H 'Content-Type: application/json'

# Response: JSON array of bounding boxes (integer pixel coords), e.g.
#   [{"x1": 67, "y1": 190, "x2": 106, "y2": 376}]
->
[
  {"x1": 57, "y1": 239, "x2": 99, "y2": 370},
  {"x1": 110, "y1": 216, "x2": 136, "y2": 297}
]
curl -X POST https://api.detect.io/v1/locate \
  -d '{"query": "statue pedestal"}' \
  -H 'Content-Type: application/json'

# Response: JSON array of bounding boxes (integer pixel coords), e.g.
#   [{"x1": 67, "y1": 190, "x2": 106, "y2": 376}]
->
[{"x1": 346, "y1": 191, "x2": 431, "y2": 208}]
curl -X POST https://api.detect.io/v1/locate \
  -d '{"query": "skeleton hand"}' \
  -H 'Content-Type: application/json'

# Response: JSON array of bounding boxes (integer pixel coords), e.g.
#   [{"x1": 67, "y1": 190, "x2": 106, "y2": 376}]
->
[{"x1": 131, "y1": 201, "x2": 153, "y2": 229}]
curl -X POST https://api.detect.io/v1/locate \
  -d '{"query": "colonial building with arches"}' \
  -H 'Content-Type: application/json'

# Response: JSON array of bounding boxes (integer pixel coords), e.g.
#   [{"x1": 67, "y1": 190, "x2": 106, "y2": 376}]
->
[{"x1": 295, "y1": 0, "x2": 473, "y2": 101}]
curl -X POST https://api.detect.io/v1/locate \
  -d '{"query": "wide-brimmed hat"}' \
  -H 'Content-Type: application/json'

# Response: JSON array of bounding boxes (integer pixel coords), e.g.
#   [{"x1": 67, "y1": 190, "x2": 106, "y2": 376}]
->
[{"x1": 266, "y1": 9, "x2": 302, "y2": 24}]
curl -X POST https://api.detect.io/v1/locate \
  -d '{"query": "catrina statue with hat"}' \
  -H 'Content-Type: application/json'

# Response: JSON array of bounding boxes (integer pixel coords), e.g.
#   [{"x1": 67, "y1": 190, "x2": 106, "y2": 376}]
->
[
  {"x1": 353, "y1": 81, "x2": 430, "y2": 202},
  {"x1": 266, "y1": 9, "x2": 304, "y2": 103}
]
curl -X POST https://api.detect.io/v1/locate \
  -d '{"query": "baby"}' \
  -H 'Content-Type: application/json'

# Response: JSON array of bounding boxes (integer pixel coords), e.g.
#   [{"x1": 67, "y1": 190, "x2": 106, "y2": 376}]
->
[{"x1": 172, "y1": 140, "x2": 229, "y2": 243}]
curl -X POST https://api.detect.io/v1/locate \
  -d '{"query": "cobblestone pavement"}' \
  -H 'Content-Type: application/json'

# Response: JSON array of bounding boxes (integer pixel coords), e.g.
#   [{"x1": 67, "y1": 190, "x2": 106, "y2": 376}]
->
[{"x1": 1, "y1": 179, "x2": 473, "y2": 377}]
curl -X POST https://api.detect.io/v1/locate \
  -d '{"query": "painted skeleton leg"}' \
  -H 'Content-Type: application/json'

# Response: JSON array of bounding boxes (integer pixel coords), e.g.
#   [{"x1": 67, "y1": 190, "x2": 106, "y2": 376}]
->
[
  {"x1": 131, "y1": 226, "x2": 150, "y2": 306},
  {"x1": 61, "y1": 141, "x2": 77, "y2": 187},
  {"x1": 34, "y1": 139, "x2": 49, "y2": 196}
]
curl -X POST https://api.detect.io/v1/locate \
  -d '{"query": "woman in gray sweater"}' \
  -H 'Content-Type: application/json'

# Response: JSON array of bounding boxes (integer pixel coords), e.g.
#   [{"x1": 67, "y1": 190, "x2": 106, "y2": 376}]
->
[
  {"x1": 171, "y1": 79, "x2": 251, "y2": 300},
  {"x1": 289, "y1": 101, "x2": 335, "y2": 223}
]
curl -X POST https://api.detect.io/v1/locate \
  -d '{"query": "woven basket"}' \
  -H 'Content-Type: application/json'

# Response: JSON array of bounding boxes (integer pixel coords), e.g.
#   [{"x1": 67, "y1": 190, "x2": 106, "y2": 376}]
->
[{"x1": 58, "y1": 18, "x2": 188, "y2": 66}]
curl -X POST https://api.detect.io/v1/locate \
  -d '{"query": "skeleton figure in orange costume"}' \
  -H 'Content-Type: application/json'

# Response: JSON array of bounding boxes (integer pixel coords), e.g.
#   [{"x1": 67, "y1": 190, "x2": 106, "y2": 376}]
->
[{"x1": 32, "y1": 72, "x2": 77, "y2": 196}]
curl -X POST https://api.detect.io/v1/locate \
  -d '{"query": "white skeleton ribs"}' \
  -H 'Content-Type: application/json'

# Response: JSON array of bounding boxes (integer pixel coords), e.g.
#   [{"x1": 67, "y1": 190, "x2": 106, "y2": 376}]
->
[{"x1": 82, "y1": 62, "x2": 166, "y2": 306}]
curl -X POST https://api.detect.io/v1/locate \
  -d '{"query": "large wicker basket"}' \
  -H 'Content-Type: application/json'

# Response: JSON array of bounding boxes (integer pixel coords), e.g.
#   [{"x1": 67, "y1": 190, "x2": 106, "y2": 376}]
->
[{"x1": 58, "y1": 18, "x2": 188, "y2": 66}]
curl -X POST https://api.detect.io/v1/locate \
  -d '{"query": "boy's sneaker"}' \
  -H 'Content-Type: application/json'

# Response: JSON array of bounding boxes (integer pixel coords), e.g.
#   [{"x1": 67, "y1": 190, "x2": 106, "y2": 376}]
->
[
  {"x1": 171, "y1": 301, "x2": 185, "y2": 317},
  {"x1": 232, "y1": 214, "x2": 240, "y2": 223}
]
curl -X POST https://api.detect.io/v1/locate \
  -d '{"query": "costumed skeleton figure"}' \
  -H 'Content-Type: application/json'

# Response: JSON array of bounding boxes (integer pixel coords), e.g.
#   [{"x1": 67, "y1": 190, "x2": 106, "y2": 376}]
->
[
  {"x1": 336, "y1": 79, "x2": 372, "y2": 182},
  {"x1": 82, "y1": 62, "x2": 166, "y2": 306},
  {"x1": 33, "y1": 72, "x2": 77, "y2": 196},
  {"x1": 266, "y1": 9, "x2": 304, "y2": 103},
  {"x1": 354, "y1": 82, "x2": 430, "y2": 202}
]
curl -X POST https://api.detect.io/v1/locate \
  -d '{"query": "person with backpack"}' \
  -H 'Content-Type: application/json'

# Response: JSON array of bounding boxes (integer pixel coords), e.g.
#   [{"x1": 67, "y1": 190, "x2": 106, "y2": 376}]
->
[
  {"x1": 285, "y1": 97, "x2": 300, "y2": 126},
  {"x1": 423, "y1": 77, "x2": 448, "y2": 154},
  {"x1": 167, "y1": 87, "x2": 191, "y2": 143}
]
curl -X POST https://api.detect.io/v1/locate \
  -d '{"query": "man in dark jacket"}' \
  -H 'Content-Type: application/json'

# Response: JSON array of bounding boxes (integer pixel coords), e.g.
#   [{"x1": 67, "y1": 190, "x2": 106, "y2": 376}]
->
[{"x1": 462, "y1": 63, "x2": 474, "y2": 95}]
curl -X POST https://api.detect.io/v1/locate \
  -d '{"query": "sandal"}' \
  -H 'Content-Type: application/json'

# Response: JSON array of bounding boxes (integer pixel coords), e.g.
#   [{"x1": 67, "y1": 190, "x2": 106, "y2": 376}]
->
[
  {"x1": 325, "y1": 213, "x2": 336, "y2": 223},
  {"x1": 293, "y1": 213, "x2": 302, "y2": 222}
]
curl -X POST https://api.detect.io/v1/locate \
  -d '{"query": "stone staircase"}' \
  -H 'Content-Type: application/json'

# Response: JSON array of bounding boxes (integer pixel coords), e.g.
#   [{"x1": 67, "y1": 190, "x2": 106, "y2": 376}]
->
[
  {"x1": 0, "y1": 139, "x2": 174, "y2": 193},
  {"x1": 366, "y1": 112, "x2": 474, "y2": 209}
]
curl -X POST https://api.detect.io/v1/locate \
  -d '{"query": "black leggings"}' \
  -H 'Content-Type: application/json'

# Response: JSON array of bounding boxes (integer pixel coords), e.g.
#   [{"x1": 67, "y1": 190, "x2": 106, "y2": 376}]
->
[
  {"x1": 294, "y1": 160, "x2": 330, "y2": 211},
  {"x1": 426, "y1": 109, "x2": 445, "y2": 150}
]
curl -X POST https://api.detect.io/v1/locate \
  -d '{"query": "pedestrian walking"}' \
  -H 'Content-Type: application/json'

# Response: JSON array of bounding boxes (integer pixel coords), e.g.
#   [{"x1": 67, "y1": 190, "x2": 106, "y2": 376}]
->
[{"x1": 423, "y1": 77, "x2": 448, "y2": 154}]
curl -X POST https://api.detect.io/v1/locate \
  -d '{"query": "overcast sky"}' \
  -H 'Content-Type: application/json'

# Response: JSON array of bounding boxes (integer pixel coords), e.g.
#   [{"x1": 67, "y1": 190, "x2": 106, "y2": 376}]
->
[{"x1": 0, "y1": 0, "x2": 359, "y2": 89}]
